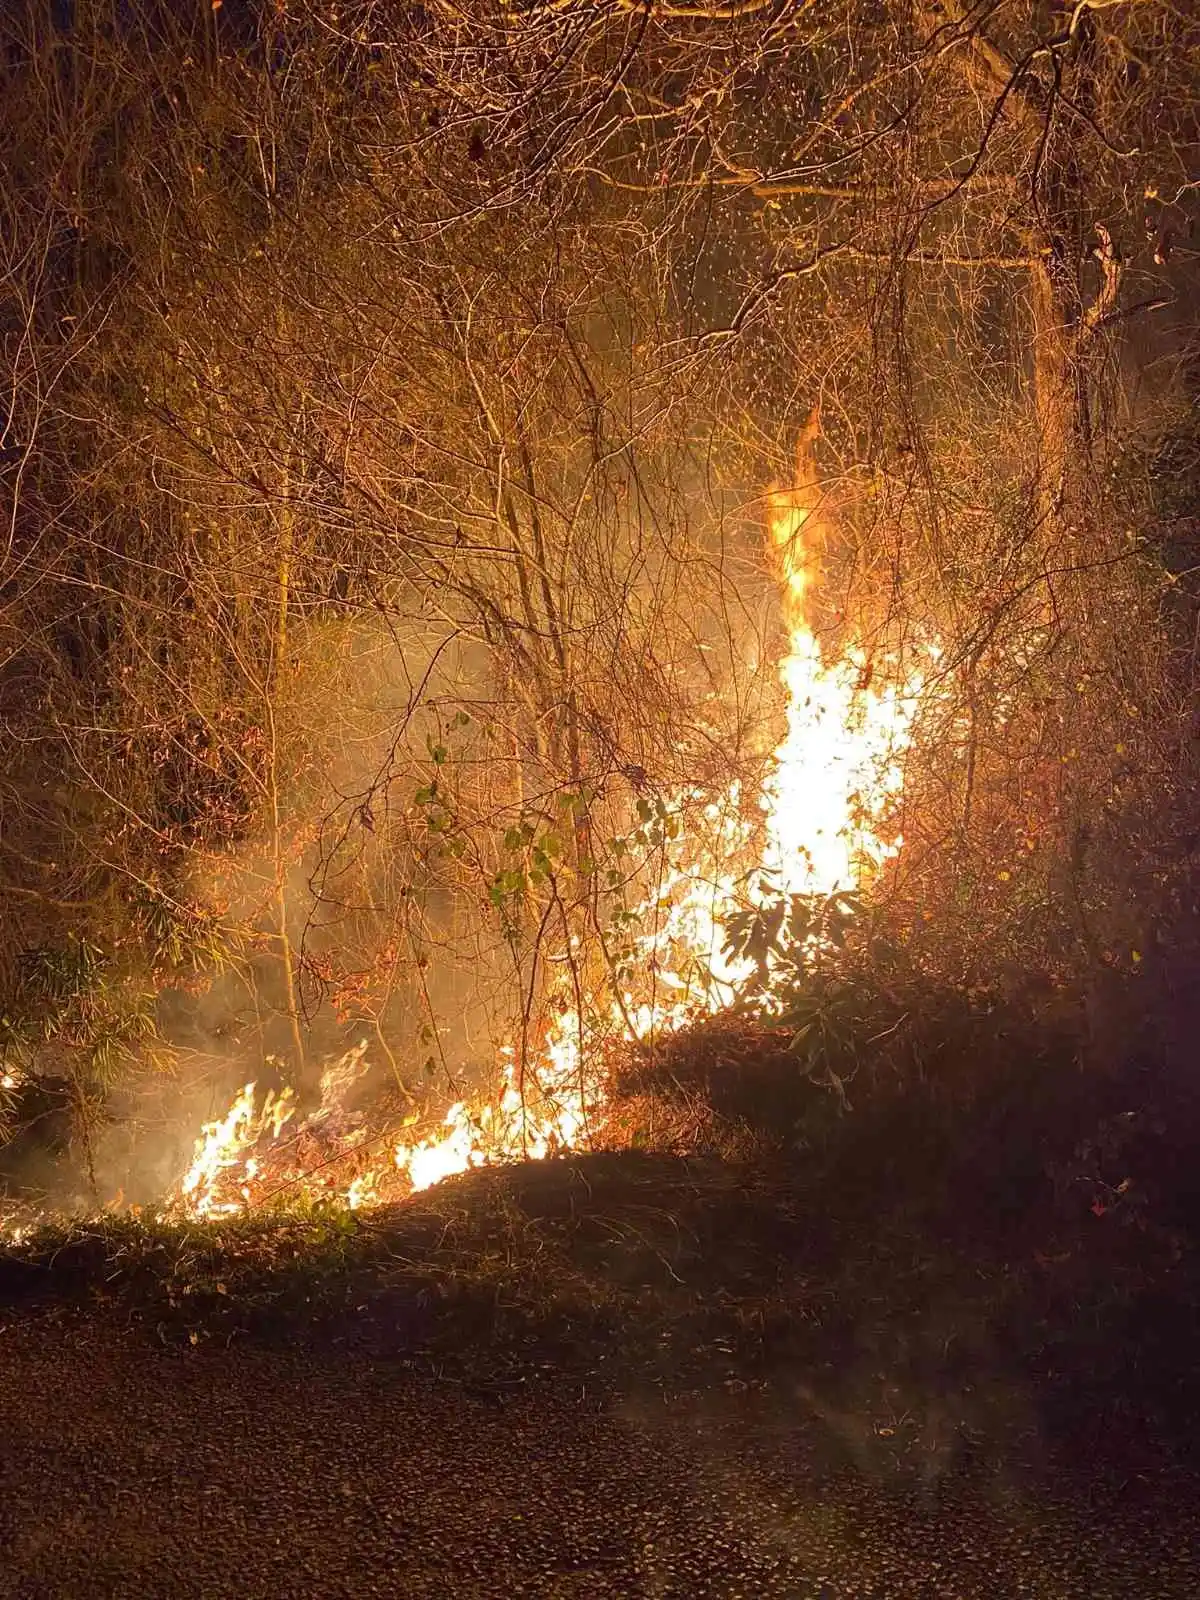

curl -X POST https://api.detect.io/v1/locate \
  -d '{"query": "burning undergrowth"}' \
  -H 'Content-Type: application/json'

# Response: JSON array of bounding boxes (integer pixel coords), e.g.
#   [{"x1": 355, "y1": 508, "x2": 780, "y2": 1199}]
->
[
  {"x1": 169, "y1": 1032, "x2": 617, "y2": 1223},
  {"x1": 141, "y1": 434, "x2": 936, "y2": 1230},
  {"x1": 0, "y1": 416, "x2": 1148, "y2": 1259}
]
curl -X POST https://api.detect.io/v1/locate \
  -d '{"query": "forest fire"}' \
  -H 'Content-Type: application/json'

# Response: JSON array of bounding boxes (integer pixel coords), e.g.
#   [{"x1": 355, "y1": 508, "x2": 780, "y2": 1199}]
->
[
  {"x1": 173, "y1": 450, "x2": 928, "y2": 1221},
  {"x1": 761, "y1": 436, "x2": 924, "y2": 899},
  {"x1": 180, "y1": 1083, "x2": 297, "y2": 1219},
  {"x1": 1, "y1": 10, "x2": 1192, "y2": 1585}
]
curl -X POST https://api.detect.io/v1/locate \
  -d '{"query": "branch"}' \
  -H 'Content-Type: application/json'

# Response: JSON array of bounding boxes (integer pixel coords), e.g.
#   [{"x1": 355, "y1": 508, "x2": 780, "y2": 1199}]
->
[
  {"x1": 935, "y1": 0, "x2": 1045, "y2": 133},
  {"x1": 831, "y1": 246, "x2": 1037, "y2": 269},
  {"x1": 594, "y1": 0, "x2": 797, "y2": 17},
  {"x1": 1088, "y1": 292, "x2": 1172, "y2": 330},
  {"x1": 703, "y1": 238, "x2": 1037, "y2": 341},
  {"x1": 595, "y1": 168, "x2": 1016, "y2": 202},
  {"x1": 1081, "y1": 224, "x2": 1123, "y2": 335},
  {"x1": 700, "y1": 244, "x2": 851, "y2": 341},
  {"x1": 751, "y1": 171, "x2": 1016, "y2": 200}
]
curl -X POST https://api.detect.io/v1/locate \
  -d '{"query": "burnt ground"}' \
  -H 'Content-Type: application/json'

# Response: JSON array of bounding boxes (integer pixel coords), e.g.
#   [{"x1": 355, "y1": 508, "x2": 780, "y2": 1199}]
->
[{"x1": 3, "y1": 1132, "x2": 1200, "y2": 1599}]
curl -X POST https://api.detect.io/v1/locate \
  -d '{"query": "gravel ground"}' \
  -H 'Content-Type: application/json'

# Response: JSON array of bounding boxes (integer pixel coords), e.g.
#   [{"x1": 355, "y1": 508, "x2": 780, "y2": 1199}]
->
[{"x1": 1, "y1": 1312, "x2": 1198, "y2": 1599}]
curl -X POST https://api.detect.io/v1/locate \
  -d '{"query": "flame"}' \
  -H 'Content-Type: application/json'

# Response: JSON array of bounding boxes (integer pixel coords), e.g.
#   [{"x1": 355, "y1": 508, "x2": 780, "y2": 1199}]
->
[
  {"x1": 169, "y1": 441, "x2": 932, "y2": 1219},
  {"x1": 179, "y1": 1082, "x2": 297, "y2": 1218},
  {"x1": 395, "y1": 1040, "x2": 590, "y2": 1192},
  {"x1": 762, "y1": 442, "x2": 923, "y2": 898},
  {"x1": 173, "y1": 1043, "x2": 379, "y2": 1218},
  {"x1": 764, "y1": 627, "x2": 922, "y2": 897},
  {"x1": 346, "y1": 1172, "x2": 378, "y2": 1210}
]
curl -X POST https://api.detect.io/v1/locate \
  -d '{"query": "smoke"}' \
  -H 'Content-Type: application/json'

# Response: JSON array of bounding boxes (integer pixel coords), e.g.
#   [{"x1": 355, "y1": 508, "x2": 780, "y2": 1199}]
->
[{"x1": 0, "y1": 614, "x2": 517, "y2": 1213}]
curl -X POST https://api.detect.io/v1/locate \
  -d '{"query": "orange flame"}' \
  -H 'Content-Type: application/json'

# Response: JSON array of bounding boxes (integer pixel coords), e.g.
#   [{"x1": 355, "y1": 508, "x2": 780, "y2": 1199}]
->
[{"x1": 179, "y1": 1082, "x2": 296, "y2": 1219}]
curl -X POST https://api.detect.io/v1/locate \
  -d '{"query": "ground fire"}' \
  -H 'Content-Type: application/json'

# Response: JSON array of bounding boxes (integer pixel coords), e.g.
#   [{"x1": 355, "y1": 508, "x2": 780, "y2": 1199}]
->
[{"x1": 175, "y1": 438, "x2": 933, "y2": 1221}]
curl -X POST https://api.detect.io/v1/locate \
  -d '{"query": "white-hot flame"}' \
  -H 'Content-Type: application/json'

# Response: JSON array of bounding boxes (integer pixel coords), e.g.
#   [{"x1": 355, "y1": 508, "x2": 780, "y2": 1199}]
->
[
  {"x1": 761, "y1": 445, "x2": 923, "y2": 898},
  {"x1": 179, "y1": 1082, "x2": 296, "y2": 1218}
]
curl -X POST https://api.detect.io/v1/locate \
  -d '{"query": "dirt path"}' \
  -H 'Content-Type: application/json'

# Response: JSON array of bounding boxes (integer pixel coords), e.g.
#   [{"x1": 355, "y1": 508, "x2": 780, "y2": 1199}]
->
[{"x1": 1, "y1": 1314, "x2": 1197, "y2": 1599}]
